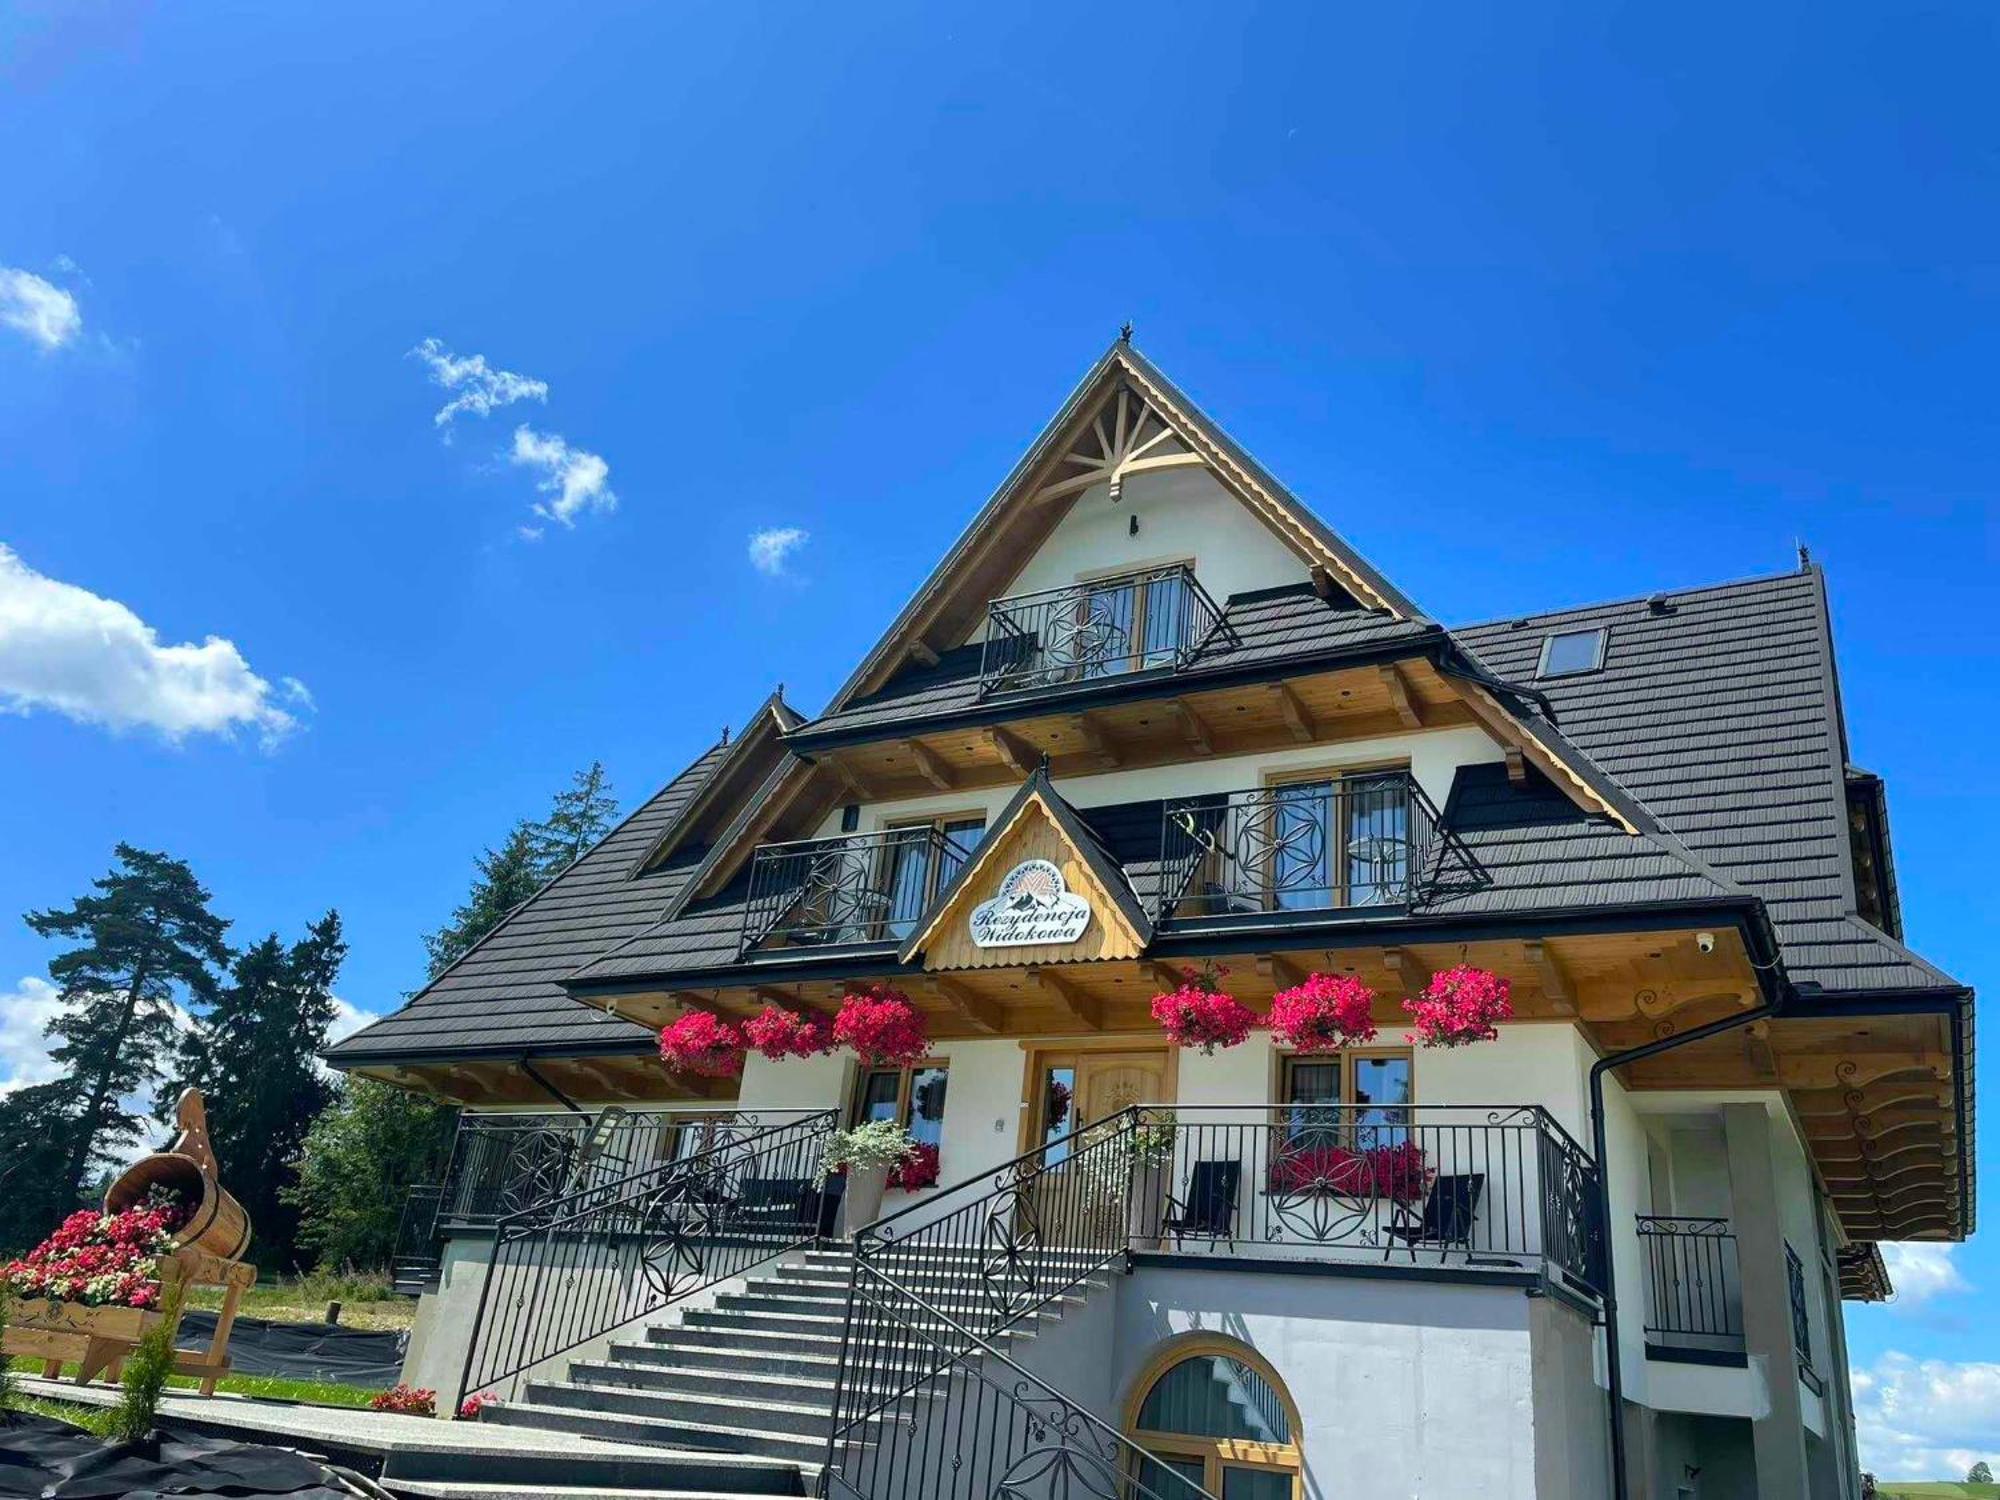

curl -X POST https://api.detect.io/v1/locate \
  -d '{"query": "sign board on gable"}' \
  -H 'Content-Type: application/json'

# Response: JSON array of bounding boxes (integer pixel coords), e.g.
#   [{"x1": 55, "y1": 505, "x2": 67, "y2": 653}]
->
[{"x1": 968, "y1": 859, "x2": 1093, "y2": 949}]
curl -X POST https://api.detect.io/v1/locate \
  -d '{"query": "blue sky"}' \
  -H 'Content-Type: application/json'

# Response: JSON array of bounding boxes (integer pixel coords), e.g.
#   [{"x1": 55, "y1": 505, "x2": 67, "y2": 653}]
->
[{"x1": 1, "y1": 0, "x2": 1994, "y2": 1475}]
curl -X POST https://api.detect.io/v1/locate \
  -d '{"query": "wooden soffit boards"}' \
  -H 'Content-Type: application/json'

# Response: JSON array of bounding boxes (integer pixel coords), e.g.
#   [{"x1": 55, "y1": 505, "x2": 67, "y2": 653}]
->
[{"x1": 901, "y1": 779, "x2": 1148, "y2": 971}]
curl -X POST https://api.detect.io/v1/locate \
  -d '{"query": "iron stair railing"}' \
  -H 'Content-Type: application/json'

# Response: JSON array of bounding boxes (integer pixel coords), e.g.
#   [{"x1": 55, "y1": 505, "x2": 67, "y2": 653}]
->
[
  {"x1": 821, "y1": 1107, "x2": 1220, "y2": 1500},
  {"x1": 455, "y1": 1108, "x2": 837, "y2": 1404}
]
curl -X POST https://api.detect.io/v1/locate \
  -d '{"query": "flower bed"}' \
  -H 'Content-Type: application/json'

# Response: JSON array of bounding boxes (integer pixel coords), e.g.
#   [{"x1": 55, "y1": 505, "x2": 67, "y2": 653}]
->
[
  {"x1": 4, "y1": 1188, "x2": 189, "y2": 1310},
  {"x1": 1267, "y1": 1140, "x2": 1429, "y2": 1203},
  {"x1": 658, "y1": 1010, "x2": 747, "y2": 1076}
]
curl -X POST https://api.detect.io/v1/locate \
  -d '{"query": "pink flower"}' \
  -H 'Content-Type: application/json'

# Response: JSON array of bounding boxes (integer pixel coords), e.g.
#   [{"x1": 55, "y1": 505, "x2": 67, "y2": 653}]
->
[
  {"x1": 742, "y1": 1004, "x2": 836, "y2": 1061},
  {"x1": 1268, "y1": 973, "x2": 1378, "y2": 1053},
  {"x1": 658, "y1": 1011, "x2": 747, "y2": 1077},
  {"x1": 831, "y1": 987, "x2": 929, "y2": 1068},
  {"x1": 887, "y1": 1140, "x2": 940, "y2": 1191},
  {"x1": 458, "y1": 1391, "x2": 503, "y2": 1420},
  {"x1": 371, "y1": 1384, "x2": 438, "y2": 1417},
  {"x1": 1150, "y1": 968, "x2": 1256, "y2": 1054},
  {"x1": 1401, "y1": 965, "x2": 1513, "y2": 1048}
]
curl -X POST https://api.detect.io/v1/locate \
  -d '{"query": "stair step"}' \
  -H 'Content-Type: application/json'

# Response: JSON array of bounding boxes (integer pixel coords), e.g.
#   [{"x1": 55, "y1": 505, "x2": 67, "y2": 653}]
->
[
  {"x1": 484, "y1": 1397, "x2": 828, "y2": 1467},
  {"x1": 610, "y1": 1339, "x2": 842, "y2": 1380},
  {"x1": 389, "y1": 1485, "x2": 787, "y2": 1500},
  {"x1": 385, "y1": 1418, "x2": 807, "y2": 1495},
  {"x1": 523, "y1": 1378, "x2": 837, "y2": 1448}
]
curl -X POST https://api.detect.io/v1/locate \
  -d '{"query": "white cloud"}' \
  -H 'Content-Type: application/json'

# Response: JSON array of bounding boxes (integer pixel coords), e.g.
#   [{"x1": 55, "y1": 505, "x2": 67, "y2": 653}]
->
[
  {"x1": 748, "y1": 526, "x2": 809, "y2": 577},
  {"x1": 0, "y1": 543, "x2": 304, "y2": 746},
  {"x1": 411, "y1": 336, "x2": 548, "y2": 428},
  {"x1": 326, "y1": 996, "x2": 379, "y2": 1045},
  {"x1": 510, "y1": 425, "x2": 615, "y2": 528},
  {"x1": 1854, "y1": 1351, "x2": 2000, "y2": 1480},
  {"x1": 0, "y1": 266, "x2": 82, "y2": 350},
  {"x1": 1882, "y1": 1241, "x2": 1972, "y2": 1307},
  {"x1": 0, "y1": 975, "x2": 63, "y2": 1097}
]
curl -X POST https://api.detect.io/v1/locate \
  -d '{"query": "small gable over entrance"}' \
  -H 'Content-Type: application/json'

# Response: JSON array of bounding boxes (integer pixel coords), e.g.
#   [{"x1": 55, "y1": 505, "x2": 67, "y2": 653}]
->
[{"x1": 901, "y1": 767, "x2": 1153, "y2": 971}]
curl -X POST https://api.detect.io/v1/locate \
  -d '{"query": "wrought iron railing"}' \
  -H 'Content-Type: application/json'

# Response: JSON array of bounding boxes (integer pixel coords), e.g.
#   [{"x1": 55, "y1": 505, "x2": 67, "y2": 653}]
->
[
  {"x1": 455, "y1": 1109, "x2": 837, "y2": 1402},
  {"x1": 1157, "y1": 772, "x2": 1441, "y2": 921},
  {"x1": 742, "y1": 825, "x2": 975, "y2": 953},
  {"x1": 1637, "y1": 1216, "x2": 1743, "y2": 1351},
  {"x1": 389, "y1": 1182, "x2": 446, "y2": 1292},
  {"x1": 1786, "y1": 1241, "x2": 1813, "y2": 1371},
  {"x1": 426, "y1": 1107, "x2": 821, "y2": 1227},
  {"x1": 978, "y1": 564, "x2": 1228, "y2": 697},
  {"x1": 824, "y1": 1107, "x2": 1219, "y2": 1500},
  {"x1": 1124, "y1": 1105, "x2": 1603, "y2": 1295}
]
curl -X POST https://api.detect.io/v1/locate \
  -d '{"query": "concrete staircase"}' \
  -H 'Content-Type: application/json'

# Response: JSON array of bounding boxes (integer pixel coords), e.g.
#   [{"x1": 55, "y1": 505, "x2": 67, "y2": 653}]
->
[{"x1": 463, "y1": 1243, "x2": 1108, "y2": 1499}]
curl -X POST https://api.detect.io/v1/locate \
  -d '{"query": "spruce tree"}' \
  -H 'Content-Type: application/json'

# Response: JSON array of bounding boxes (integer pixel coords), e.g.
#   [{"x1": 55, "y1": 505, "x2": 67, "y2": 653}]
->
[
  {"x1": 0, "y1": 1084, "x2": 86, "y2": 1252},
  {"x1": 421, "y1": 823, "x2": 543, "y2": 979},
  {"x1": 283, "y1": 1077, "x2": 457, "y2": 1271},
  {"x1": 24, "y1": 844, "x2": 231, "y2": 1215},
  {"x1": 175, "y1": 911, "x2": 346, "y2": 1268},
  {"x1": 529, "y1": 761, "x2": 618, "y2": 879}
]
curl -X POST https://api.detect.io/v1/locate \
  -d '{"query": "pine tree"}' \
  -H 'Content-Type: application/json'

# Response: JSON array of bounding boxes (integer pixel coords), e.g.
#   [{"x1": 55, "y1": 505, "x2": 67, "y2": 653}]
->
[
  {"x1": 24, "y1": 844, "x2": 231, "y2": 1216},
  {"x1": 0, "y1": 1083, "x2": 86, "y2": 1252},
  {"x1": 175, "y1": 911, "x2": 347, "y2": 1268},
  {"x1": 421, "y1": 823, "x2": 543, "y2": 980},
  {"x1": 529, "y1": 761, "x2": 618, "y2": 879}
]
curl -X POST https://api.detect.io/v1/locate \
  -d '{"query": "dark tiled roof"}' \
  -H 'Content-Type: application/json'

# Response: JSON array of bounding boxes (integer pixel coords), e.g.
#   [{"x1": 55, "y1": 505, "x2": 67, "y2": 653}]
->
[
  {"x1": 793, "y1": 586, "x2": 1435, "y2": 739},
  {"x1": 324, "y1": 739, "x2": 732, "y2": 1064},
  {"x1": 1454, "y1": 570, "x2": 1960, "y2": 995}
]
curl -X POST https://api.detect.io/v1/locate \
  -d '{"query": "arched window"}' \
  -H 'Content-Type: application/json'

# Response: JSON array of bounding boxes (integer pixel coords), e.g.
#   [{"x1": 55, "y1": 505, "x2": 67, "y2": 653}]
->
[{"x1": 1125, "y1": 1342, "x2": 1302, "y2": 1499}]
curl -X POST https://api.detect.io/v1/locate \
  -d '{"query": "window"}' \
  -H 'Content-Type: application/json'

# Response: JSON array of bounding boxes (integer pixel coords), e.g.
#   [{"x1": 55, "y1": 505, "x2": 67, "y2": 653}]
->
[
  {"x1": 1281, "y1": 1050, "x2": 1413, "y2": 1149},
  {"x1": 852, "y1": 1061, "x2": 949, "y2": 1153},
  {"x1": 1069, "y1": 562, "x2": 1194, "y2": 680},
  {"x1": 1261, "y1": 766, "x2": 1413, "y2": 910},
  {"x1": 1127, "y1": 1346, "x2": 1302, "y2": 1500},
  {"x1": 880, "y1": 814, "x2": 986, "y2": 940},
  {"x1": 1538, "y1": 626, "x2": 1607, "y2": 678}
]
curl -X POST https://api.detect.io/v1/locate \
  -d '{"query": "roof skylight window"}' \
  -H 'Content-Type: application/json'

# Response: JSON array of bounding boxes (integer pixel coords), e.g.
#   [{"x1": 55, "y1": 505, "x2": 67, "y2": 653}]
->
[{"x1": 1538, "y1": 626, "x2": 1608, "y2": 678}]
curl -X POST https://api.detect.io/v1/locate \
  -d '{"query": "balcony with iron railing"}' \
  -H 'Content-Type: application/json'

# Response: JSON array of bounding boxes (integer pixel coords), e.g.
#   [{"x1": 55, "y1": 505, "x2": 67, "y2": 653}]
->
[
  {"x1": 1157, "y1": 771, "x2": 1441, "y2": 924},
  {"x1": 1637, "y1": 1215, "x2": 1745, "y2": 1363},
  {"x1": 740, "y1": 824, "x2": 976, "y2": 954},
  {"x1": 977, "y1": 563, "x2": 1229, "y2": 698}
]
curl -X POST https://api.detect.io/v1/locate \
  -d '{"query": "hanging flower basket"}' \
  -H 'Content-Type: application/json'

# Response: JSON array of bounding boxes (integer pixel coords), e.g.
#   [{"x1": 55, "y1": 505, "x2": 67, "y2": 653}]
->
[
  {"x1": 1268, "y1": 973, "x2": 1378, "y2": 1053},
  {"x1": 887, "y1": 1140, "x2": 941, "y2": 1191},
  {"x1": 832, "y1": 986, "x2": 929, "y2": 1068},
  {"x1": 742, "y1": 1004, "x2": 835, "y2": 1061},
  {"x1": 658, "y1": 1011, "x2": 747, "y2": 1077},
  {"x1": 1150, "y1": 965, "x2": 1256, "y2": 1054},
  {"x1": 1402, "y1": 965, "x2": 1513, "y2": 1048}
]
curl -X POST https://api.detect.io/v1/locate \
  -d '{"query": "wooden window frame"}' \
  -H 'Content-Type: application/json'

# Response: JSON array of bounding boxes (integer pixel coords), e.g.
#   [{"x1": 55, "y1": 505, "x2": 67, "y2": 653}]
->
[
  {"x1": 1122, "y1": 1340, "x2": 1304, "y2": 1500},
  {"x1": 1278, "y1": 1047, "x2": 1415, "y2": 1146},
  {"x1": 1257, "y1": 759, "x2": 1411, "y2": 911},
  {"x1": 1072, "y1": 556, "x2": 1197, "y2": 677},
  {"x1": 875, "y1": 811, "x2": 988, "y2": 932},
  {"x1": 850, "y1": 1058, "x2": 951, "y2": 1134}
]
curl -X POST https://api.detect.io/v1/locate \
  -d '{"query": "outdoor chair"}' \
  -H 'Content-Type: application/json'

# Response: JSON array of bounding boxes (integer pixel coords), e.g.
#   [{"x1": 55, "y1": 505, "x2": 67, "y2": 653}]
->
[
  {"x1": 1160, "y1": 1160, "x2": 1242, "y2": 1252},
  {"x1": 1381, "y1": 1172, "x2": 1485, "y2": 1264}
]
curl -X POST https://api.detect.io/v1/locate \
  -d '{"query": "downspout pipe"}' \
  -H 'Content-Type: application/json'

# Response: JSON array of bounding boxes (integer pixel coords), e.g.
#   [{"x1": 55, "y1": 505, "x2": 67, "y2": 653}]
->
[
  {"x1": 518, "y1": 1057, "x2": 584, "y2": 1113},
  {"x1": 1589, "y1": 998, "x2": 1778, "y2": 1500}
]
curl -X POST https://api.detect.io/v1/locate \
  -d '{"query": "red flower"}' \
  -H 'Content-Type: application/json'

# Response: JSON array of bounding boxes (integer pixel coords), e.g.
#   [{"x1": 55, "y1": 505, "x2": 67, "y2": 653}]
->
[
  {"x1": 887, "y1": 1140, "x2": 940, "y2": 1191},
  {"x1": 458, "y1": 1391, "x2": 503, "y2": 1420},
  {"x1": 832, "y1": 986, "x2": 929, "y2": 1068},
  {"x1": 370, "y1": 1384, "x2": 437, "y2": 1417},
  {"x1": 1268, "y1": 1140, "x2": 1429, "y2": 1203},
  {"x1": 1150, "y1": 967, "x2": 1255, "y2": 1054},
  {"x1": 4, "y1": 1188, "x2": 189, "y2": 1310},
  {"x1": 1268, "y1": 973, "x2": 1378, "y2": 1053},
  {"x1": 742, "y1": 1004, "x2": 835, "y2": 1061},
  {"x1": 1401, "y1": 966, "x2": 1513, "y2": 1048},
  {"x1": 658, "y1": 1011, "x2": 747, "y2": 1077}
]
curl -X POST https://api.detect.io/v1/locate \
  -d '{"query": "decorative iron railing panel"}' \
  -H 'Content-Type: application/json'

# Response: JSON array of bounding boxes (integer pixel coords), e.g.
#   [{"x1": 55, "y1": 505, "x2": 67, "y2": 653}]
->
[
  {"x1": 977, "y1": 564, "x2": 1228, "y2": 698},
  {"x1": 456, "y1": 1109, "x2": 837, "y2": 1402},
  {"x1": 429, "y1": 1107, "x2": 823, "y2": 1227},
  {"x1": 1637, "y1": 1216, "x2": 1743, "y2": 1351},
  {"x1": 742, "y1": 826, "x2": 974, "y2": 953},
  {"x1": 1125, "y1": 1105, "x2": 1603, "y2": 1296},
  {"x1": 1156, "y1": 772, "x2": 1441, "y2": 921},
  {"x1": 1785, "y1": 1241, "x2": 1812, "y2": 1370},
  {"x1": 824, "y1": 1108, "x2": 1219, "y2": 1500}
]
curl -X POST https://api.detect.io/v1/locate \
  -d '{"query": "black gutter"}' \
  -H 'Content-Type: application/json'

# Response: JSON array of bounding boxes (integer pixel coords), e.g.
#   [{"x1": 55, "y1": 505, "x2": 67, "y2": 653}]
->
[
  {"x1": 518, "y1": 1057, "x2": 585, "y2": 1113},
  {"x1": 325, "y1": 1036, "x2": 659, "y2": 1070}
]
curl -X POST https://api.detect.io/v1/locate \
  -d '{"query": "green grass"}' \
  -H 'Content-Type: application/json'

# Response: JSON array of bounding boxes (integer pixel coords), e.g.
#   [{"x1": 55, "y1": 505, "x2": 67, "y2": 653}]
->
[
  {"x1": 184, "y1": 1269, "x2": 414, "y2": 1333},
  {"x1": 6, "y1": 1393, "x2": 115, "y2": 1435},
  {"x1": 9, "y1": 1357, "x2": 382, "y2": 1409},
  {"x1": 1877, "y1": 1485, "x2": 2000, "y2": 1498}
]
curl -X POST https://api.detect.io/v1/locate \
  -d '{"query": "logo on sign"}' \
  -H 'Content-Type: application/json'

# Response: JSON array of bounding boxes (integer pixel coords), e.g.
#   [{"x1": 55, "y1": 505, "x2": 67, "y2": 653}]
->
[{"x1": 969, "y1": 859, "x2": 1092, "y2": 949}]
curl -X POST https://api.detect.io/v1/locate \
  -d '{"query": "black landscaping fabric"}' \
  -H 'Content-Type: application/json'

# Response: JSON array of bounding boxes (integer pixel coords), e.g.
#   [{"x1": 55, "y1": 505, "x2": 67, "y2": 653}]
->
[
  {"x1": 176, "y1": 1313, "x2": 403, "y2": 1388},
  {"x1": 0, "y1": 1412, "x2": 354, "y2": 1500}
]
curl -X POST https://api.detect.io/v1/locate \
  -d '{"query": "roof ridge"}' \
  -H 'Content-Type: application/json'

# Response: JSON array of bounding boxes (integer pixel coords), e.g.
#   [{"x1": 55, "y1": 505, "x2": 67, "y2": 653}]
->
[{"x1": 1452, "y1": 567, "x2": 1812, "y2": 633}]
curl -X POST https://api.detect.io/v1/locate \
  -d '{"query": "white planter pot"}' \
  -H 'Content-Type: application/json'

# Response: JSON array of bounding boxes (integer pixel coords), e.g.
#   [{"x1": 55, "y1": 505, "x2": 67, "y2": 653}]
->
[
  {"x1": 839, "y1": 1163, "x2": 892, "y2": 1238},
  {"x1": 1128, "y1": 1162, "x2": 1165, "y2": 1250}
]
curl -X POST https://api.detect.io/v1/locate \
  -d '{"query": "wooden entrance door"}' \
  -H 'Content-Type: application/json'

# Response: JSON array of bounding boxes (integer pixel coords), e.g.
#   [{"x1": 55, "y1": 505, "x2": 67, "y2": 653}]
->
[{"x1": 1076, "y1": 1051, "x2": 1170, "y2": 1130}]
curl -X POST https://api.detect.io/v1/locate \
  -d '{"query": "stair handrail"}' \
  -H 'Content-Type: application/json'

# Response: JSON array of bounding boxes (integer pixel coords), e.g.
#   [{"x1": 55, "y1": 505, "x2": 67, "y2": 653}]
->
[
  {"x1": 823, "y1": 1105, "x2": 1200, "y2": 1499},
  {"x1": 455, "y1": 1106, "x2": 838, "y2": 1404},
  {"x1": 823, "y1": 1255, "x2": 1218, "y2": 1500}
]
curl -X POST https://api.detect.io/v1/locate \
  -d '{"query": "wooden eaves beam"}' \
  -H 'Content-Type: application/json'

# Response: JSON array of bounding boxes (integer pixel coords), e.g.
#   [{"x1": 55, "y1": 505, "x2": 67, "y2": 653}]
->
[
  {"x1": 925, "y1": 976, "x2": 1004, "y2": 1034},
  {"x1": 1170, "y1": 699, "x2": 1212, "y2": 755},
  {"x1": 1026, "y1": 967, "x2": 1103, "y2": 1030},
  {"x1": 905, "y1": 739, "x2": 957, "y2": 792},
  {"x1": 989, "y1": 726, "x2": 1037, "y2": 777},
  {"x1": 1267, "y1": 683, "x2": 1317, "y2": 743},
  {"x1": 1379, "y1": 665, "x2": 1425, "y2": 730}
]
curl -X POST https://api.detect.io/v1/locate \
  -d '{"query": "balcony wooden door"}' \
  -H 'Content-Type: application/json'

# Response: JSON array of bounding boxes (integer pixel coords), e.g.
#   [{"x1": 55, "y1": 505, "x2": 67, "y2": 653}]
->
[{"x1": 1076, "y1": 1050, "x2": 1169, "y2": 1128}]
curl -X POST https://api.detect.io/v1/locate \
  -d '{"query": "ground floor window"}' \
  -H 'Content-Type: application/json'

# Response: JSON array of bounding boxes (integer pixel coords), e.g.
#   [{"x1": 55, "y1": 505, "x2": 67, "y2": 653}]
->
[
  {"x1": 1280, "y1": 1048, "x2": 1412, "y2": 1149},
  {"x1": 852, "y1": 1061, "x2": 949, "y2": 1186},
  {"x1": 1126, "y1": 1342, "x2": 1303, "y2": 1499}
]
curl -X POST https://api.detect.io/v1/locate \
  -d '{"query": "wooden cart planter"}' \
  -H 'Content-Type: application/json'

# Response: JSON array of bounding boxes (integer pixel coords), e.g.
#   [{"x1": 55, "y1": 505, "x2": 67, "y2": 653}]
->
[{"x1": 3, "y1": 1090, "x2": 256, "y2": 1397}]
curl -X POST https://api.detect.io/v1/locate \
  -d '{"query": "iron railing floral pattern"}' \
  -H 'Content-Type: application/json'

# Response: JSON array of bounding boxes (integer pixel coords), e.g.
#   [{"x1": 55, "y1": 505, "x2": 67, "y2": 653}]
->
[
  {"x1": 1786, "y1": 1241, "x2": 1813, "y2": 1374},
  {"x1": 455, "y1": 1109, "x2": 837, "y2": 1402},
  {"x1": 1157, "y1": 772, "x2": 1441, "y2": 921},
  {"x1": 742, "y1": 825, "x2": 975, "y2": 953},
  {"x1": 978, "y1": 564, "x2": 1228, "y2": 697}
]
